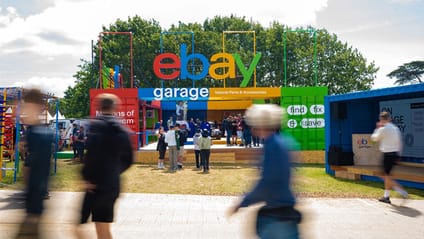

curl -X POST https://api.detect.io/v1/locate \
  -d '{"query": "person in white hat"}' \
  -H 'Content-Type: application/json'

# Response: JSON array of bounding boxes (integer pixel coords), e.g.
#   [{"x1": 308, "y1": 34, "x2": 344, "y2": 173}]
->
[{"x1": 227, "y1": 104, "x2": 301, "y2": 239}]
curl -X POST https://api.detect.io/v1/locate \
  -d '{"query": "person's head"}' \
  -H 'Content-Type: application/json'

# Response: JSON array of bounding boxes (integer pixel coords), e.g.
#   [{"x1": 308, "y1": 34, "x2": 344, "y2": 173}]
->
[
  {"x1": 202, "y1": 129, "x2": 209, "y2": 137},
  {"x1": 73, "y1": 123, "x2": 77, "y2": 128},
  {"x1": 196, "y1": 128, "x2": 201, "y2": 134},
  {"x1": 169, "y1": 125, "x2": 175, "y2": 131},
  {"x1": 379, "y1": 111, "x2": 391, "y2": 123},
  {"x1": 80, "y1": 125, "x2": 84, "y2": 130},
  {"x1": 159, "y1": 126, "x2": 164, "y2": 134},
  {"x1": 21, "y1": 88, "x2": 44, "y2": 125},
  {"x1": 245, "y1": 104, "x2": 284, "y2": 139},
  {"x1": 175, "y1": 123, "x2": 180, "y2": 129},
  {"x1": 95, "y1": 93, "x2": 120, "y2": 115}
]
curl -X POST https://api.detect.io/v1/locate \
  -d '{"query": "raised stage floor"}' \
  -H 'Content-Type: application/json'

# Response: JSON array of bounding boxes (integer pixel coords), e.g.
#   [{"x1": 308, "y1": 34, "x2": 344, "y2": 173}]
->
[
  {"x1": 137, "y1": 141, "x2": 262, "y2": 164},
  {"x1": 331, "y1": 164, "x2": 424, "y2": 184},
  {"x1": 136, "y1": 138, "x2": 325, "y2": 164}
]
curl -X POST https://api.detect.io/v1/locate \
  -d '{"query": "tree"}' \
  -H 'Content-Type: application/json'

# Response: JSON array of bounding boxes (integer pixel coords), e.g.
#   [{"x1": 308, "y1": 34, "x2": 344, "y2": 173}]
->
[
  {"x1": 61, "y1": 60, "x2": 93, "y2": 118},
  {"x1": 63, "y1": 15, "x2": 380, "y2": 115},
  {"x1": 387, "y1": 60, "x2": 424, "y2": 85}
]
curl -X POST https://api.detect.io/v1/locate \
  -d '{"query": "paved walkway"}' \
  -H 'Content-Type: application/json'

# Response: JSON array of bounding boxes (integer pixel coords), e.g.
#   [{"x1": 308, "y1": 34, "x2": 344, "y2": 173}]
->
[{"x1": 0, "y1": 190, "x2": 423, "y2": 239}]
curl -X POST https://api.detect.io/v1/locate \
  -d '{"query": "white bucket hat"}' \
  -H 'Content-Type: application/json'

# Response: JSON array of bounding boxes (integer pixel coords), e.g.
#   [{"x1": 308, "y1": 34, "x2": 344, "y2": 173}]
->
[{"x1": 245, "y1": 104, "x2": 285, "y2": 129}]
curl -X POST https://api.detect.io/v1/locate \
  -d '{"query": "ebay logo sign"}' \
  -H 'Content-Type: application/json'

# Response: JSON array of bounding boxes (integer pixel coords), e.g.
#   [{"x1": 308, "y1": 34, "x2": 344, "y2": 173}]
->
[{"x1": 153, "y1": 44, "x2": 261, "y2": 87}]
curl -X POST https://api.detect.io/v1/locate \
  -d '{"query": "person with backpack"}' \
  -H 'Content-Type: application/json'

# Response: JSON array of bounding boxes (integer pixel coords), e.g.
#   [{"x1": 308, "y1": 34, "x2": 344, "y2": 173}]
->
[{"x1": 77, "y1": 93, "x2": 133, "y2": 239}]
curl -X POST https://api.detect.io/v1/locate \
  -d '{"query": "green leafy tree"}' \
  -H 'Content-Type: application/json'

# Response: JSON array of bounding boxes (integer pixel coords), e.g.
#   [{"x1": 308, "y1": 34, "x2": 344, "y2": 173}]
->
[
  {"x1": 64, "y1": 15, "x2": 380, "y2": 114},
  {"x1": 61, "y1": 60, "x2": 93, "y2": 118},
  {"x1": 265, "y1": 25, "x2": 378, "y2": 94},
  {"x1": 387, "y1": 60, "x2": 424, "y2": 85}
]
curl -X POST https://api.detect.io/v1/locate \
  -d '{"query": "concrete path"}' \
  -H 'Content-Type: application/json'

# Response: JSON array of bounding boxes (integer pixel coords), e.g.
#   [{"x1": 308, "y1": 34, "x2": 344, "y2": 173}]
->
[{"x1": 0, "y1": 190, "x2": 423, "y2": 239}]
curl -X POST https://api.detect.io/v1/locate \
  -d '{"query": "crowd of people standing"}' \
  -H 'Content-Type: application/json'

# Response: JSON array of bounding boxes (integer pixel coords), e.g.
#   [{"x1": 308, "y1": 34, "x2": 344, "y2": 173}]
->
[
  {"x1": 222, "y1": 113, "x2": 261, "y2": 147},
  {"x1": 156, "y1": 122, "x2": 213, "y2": 173}
]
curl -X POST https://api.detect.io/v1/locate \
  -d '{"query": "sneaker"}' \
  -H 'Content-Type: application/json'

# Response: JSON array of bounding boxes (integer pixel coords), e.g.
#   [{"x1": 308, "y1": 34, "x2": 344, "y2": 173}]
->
[{"x1": 378, "y1": 197, "x2": 391, "y2": 204}]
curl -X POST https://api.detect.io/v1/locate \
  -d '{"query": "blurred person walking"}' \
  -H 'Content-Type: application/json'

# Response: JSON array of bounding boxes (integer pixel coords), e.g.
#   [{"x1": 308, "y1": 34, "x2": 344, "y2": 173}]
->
[
  {"x1": 77, "y1": 93, "x2": 133, "y2": 239},
  {"x1": 228, "y1": 104, "x2": 301, "y2": 239},
  {"x1": 15, "y1": 88, "x2": 54, "y2": 239},
  {"x1": 371, "y1": 111, "x2": 408, "y2": 204}
]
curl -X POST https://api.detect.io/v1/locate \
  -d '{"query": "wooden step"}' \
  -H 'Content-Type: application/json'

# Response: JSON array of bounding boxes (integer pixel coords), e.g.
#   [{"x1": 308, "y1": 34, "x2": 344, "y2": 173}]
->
[{"x1": 336, "y1": 165, "x2": 424, "y2": 183}]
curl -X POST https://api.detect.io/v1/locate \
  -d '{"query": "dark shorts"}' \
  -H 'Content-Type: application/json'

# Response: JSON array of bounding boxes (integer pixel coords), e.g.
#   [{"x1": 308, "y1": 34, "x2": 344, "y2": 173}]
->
[
  {"x1": 383, "y1": 152, "x2": 399, "y2": 175},
  {"x1": 80, "y1": 190, "x2": 119, "y2": 224},
  {"x1": 159, "y1": 149, "x2": 166, "y2": 159}
]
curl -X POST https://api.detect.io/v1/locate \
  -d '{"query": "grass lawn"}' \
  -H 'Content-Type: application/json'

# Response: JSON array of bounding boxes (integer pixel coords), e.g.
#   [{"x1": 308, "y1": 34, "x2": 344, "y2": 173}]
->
[{"x1": 1, "y1": 161, "x2": 423, "y2": 199}]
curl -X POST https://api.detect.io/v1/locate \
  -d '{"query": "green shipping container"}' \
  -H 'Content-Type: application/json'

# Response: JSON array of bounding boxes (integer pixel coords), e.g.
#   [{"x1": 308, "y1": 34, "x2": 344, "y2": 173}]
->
[{"x1": 281, "y1": 87, "x2": 328, "y2": 150}]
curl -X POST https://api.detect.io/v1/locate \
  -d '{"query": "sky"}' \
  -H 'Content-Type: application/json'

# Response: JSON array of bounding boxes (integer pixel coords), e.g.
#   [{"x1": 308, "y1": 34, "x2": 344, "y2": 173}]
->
[{"x1": 0, "y1": 0, "x2": 423, "y2": 97}]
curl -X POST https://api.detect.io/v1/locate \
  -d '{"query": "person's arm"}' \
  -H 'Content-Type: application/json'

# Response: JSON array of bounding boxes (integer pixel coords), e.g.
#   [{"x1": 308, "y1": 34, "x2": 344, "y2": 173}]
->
[
  {"x1": 164, "y1": 132, "x2": 169, "y2": 144},
  {"x1": 238, "y1": 142, "x2": 287, "y2": 208},
  {"x1": 371, "y1": 124, "x2": 384, "y2": 142}
]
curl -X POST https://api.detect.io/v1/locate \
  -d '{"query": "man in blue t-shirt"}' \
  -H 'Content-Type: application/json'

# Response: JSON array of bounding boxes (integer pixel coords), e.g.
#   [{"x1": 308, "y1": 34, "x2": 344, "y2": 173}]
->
[{"x1": 228, "y1": 104, "x2": 301, "y2": 239}]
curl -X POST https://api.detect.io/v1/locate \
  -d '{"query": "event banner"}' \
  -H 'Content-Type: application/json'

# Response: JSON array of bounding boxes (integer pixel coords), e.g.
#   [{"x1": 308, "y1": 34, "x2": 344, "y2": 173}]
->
[
  {"x1": 352, "y1": 134, "x2": 381, "y2": 166},
  {"x1": 281, "y1": 87, "x2": 328, "y2": 150},
  {"x1": 90, "y1": 88, "x2": 139, "y2": 149},
  {"x1": 138, "y1": 87, "x2": 281, "y2": 101},
  {"x1": 380, "y1": 98, "x2": 424, "y2": 158}
]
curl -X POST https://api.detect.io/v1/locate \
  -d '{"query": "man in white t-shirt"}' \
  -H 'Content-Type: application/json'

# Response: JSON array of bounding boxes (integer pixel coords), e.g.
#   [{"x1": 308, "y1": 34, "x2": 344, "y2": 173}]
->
[{"x1": 371, "y1": 111, "x2": 408, "y2": 204}]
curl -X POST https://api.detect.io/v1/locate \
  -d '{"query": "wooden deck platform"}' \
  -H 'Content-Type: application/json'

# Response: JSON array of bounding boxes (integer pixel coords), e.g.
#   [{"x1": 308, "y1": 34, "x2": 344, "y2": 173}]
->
[
  {"x1": 135, "y1": 146, "x2": 325, "y2": 164},
  {"x1": 331, "y1": 165, "x2": 424, "y2": 183},
  {"x1": 135, "y1": 147, "x2": 262, "y2": 164}
]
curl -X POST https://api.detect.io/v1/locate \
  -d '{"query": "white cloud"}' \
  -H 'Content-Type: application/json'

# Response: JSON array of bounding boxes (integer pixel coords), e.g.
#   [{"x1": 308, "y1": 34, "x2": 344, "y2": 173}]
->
[
  {"x1": 11, "y1": 0, "x2": 423, "y2": 94},
  {"x1": 389, "y1": 0, "x2": 421, "y2": 3},
  {"x1": 0, "y1": 0, "x2": 329, "y2": 95},
  {"x1": 1, "y1": 0, "x2": 329, "y2": 56},
  {"x1": 12, "y1": 76, "x2": 75, "y2": 98}
]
